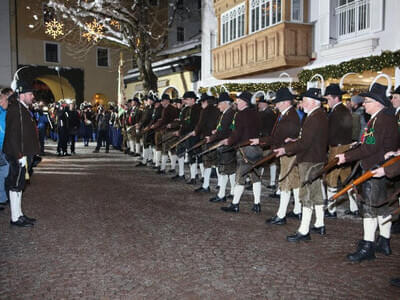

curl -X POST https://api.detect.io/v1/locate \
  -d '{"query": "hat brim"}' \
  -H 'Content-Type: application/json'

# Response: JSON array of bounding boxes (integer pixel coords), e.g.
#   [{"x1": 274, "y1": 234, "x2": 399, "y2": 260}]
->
[{"x1": 359, "y1": 92, "x2": 388, "y2": 106}]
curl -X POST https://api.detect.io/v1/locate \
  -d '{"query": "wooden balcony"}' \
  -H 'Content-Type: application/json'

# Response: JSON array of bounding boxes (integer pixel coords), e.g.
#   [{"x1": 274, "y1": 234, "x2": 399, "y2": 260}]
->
[{"x1": 212, "y1": 22, "x2": 312, "y2": 79}]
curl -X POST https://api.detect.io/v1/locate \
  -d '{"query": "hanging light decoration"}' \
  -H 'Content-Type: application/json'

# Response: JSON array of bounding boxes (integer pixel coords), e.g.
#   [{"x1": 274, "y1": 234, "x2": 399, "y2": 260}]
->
[
  {"x1": 82, "y1": 19, "x2": 104, "y2": 42},
  {"x1": 45, "y1": 18, "x2": 64, "y2": 39}
]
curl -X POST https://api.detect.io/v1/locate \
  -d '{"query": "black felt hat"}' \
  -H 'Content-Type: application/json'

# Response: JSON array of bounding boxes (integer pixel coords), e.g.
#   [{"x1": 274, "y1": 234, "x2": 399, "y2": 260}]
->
[
  {"x1": 173, "y1": 98, "x2": 182, "y2": 104},
  {"x1": 237, "y1": 91, "x2": 253, "y2": 104},
  {"x1": 360, "y1": 83, "x2": 390, "y2": 106},
  {"x1": 217, "y1": 92, "x2": 233, "y2": 103},
  {"x1": 183, "y1": 91, "x2": 197, "y2": 99},
  {"x1": 392, "y1": 85, "x2": 400, "y2": 95},
  {"x1": 257, "y1": 95, "x2": 268, "y2": 103},
  {"x1": 273, "y1": 88, "x2": 295, "y2": 103},
  {"x1": 161, "y1": 94, "x2": 171, "y2": 101},
  {"x1": 324, "y1": 84, "x2": 346, "y2": 96},
  {"x1": 301, "y1": 88, "x2": 325, "y2": 102},
  {"x1": 16, "y1": 81, "x2": 34, "y2": 94}
]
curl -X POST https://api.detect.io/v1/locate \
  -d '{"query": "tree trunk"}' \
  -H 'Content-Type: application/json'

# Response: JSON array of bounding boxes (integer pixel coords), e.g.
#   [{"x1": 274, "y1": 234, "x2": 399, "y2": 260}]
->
[{"x1": 136, "y1": 52, "x2": 158, "y2": 94}]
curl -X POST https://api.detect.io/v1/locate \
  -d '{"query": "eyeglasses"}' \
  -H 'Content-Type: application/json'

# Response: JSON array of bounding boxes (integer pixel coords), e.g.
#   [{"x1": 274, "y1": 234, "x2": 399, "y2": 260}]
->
[{"x1": 363, "y1": 100, "x2": 375, "y2": 104}]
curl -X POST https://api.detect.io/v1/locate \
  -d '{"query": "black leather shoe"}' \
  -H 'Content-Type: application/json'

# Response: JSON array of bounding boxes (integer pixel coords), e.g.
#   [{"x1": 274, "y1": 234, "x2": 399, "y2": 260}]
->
[
  {"x1": 156, "y1": 169, "x2": 166, "y2": 175},
  {"x1": 134, "y1": 153, "x2": 141, "y2": 157},
  {"x1": 251, "y1": 204, "x2": 261, "y2": 213},
  {"x1": 10, "y1": 216, "x2": 34, "y2": 227},
  {"x1": 267, "y1": 184, "x2": 276, "y2": 190},
  {"x1": 186, "y1": 179, "x2": 196, "y2": 185},
  {"x1": 325, "y1": 211, "x2": 337, "y2": 219},
  {"x1": 168, "y1": 169, "x2": 176, "y2": 174},
  {"x1": 152, "y1": 165, "x2": 159, "y2": 169},
  {"x1": 22, "y1": 215, "x2": 36, "y2": 223},
  {"x1": 390, "y1": 278, "x2": 400, "y2": 288},
  {"x1": 221, "y1": 203, "x2": 239, "y2": 213},
  {"x1": 135, "y1": 162, "x2": 147, "y2": 167},
  {"x1": 344, "y1": 210, "x2": 359, "y2": 217},
  {"x1": 347, "y1": 240, "x2": 376, "y2": 262},
  {"x1": 287, "y1": 232, "x2": 311, "y2": 242},
  {"x1": 62, "y1": 152, "x2": 71, "y2": 156},
  {"x1": 266, "y1": 215, "x2": 286, "y2": 225},
  {"x1": 92, "y1": 149, "x2": 99, "y2": 153},
  {"x1": 194, "y1": 187, "x2": 210, "y2": 193},
  {"x1": 376, "y1": 236, "x2": 392, "y2": 256},
  {"x1": 171, "y1": 175, "x2": 185, "y2": 181},
  {"x1": 269, "y1": 193, "x2": 280, "y2": 198},
  {"x1": 311, "y1": 225, "x2": 326, "y2": 235},
  {"x1": 287, "y1": 211, "x2": 302, "y2": 220},
  {"x1": 209, "y1": 196, "x2": 226, "y2": 203}
]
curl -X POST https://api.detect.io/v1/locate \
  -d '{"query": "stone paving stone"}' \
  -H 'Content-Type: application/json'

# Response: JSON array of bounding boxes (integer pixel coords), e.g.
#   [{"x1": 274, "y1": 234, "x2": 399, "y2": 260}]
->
[{"x1": 0, "y1": 142, "x2": 399, "y2": 299}]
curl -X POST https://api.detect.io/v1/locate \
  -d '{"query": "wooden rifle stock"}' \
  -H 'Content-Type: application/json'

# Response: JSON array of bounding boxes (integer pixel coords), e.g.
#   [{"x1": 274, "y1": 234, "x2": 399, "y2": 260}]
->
[
  {"x1": 196, "y1": 140, "x2": 224, "y2": 158},
  {"x1": 330, "y1": 155, "x2": 400, "y2": 201},
  {"x1": 169, "y1": 132, "x2": 193, "y2": 149},
  {"x1": 243, "y1": 152, "x2": 277, "y2": 176},
  {"x1": 187, "y1": 139, "x2": 207, "y2": 153}
]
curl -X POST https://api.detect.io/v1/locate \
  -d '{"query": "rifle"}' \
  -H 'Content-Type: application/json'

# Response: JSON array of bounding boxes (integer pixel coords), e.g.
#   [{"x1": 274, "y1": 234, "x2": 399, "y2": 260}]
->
[
  {"x1": 187, "y1": 139, "x2": 207, "y2": 153},
  {"x1": 221, "y1": 139, "x2": 252, "y2": 153},
  {"x1": 169, "y1": 132, "x2": 193, "y2": 149},
  {"x1": 196, "y1": 140, "x2": 225, "y2": 158},
  {"x1": 329, "y1": 155, "x2": 400, "y2": 203},
  {"x1": 382, "y1": 207, "x2": 400, "y2": 225},
  {"x1": 243, "y1": 151, "x2": 277, "y2": 176},
  {"x1": 156, "y1": 134, "x2": 177, "y2": 147}
]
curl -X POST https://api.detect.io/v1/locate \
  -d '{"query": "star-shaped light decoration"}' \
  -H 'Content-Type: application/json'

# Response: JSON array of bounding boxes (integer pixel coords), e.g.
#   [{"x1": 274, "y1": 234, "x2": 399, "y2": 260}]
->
[
  {"x1": 82, "y1": 19, "x2": 104, "y2": 42},
  {"x1": 45, "y1": 18, "x2": 64, "y2": 39},
  {"x1": 110, "y1": 19, "x2": 121, "y2": 30}
]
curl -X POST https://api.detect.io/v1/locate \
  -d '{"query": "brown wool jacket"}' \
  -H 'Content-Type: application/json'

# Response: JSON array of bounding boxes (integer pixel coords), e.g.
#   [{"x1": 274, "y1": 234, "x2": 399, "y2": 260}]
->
[
  {"x1": 208, "y1": 107, "x2": 235, "y2": 143},
  {"x1": 345, "y1": 109, "x2": 399, "y2": 170},
  {"x1": 3, "y1": 96, "x2": 40, "y2": 160},
  {"x1": 258, "y1": 107, "x2": 278, "y2": 137},
  {"x1": 284, "y1": 107, "x2": 329, "y2": 163},
  {"x1": 228, "y1": 107, "x2": 261, "y2": 146},
  {"x1": 152, "y1": 104, "x2": 178, "y2": 130},
  {"x1": 385, "y1": 161, "x2": 400, "y2": 178},
  {"x1": 179, "y1": 103, "x2": 202, "y2": 136},
  {"x1": 261, "y1": 106, "x2": 300, "y2": 148},
  {"x1": 328, "y1": 103, "x2": 353, "y2": 146},
  {"x1": 195, "y1": 105, "x2": 221, "y2": 137}
]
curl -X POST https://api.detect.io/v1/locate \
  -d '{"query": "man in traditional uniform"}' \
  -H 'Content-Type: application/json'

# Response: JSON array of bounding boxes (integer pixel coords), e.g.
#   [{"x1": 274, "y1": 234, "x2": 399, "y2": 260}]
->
[
  {"x1": 173, "y1": 91, "x2": 201, "y2": 184},
  {"x1": 251, "y1": 87, "x2": 302, "y2": 224},
  {"x1": 337, "y1": 83, "x2": 399, "y2": 261},
  {"x1": 135, "y1": 95, "x2": 155, "y2": 167},
  {"x1": 274, "y1": 88, "x2": 329, "y2": 241},
  {"x1": 151, "y1": 94, "x2": 178, "y2": 174},
  {"x1": 4, "y1": 81, "x2": 40, "y2": 227},
  {"x1": 220, "y1": 91, "x2": 263, "y2": 213},
  {"x1": 208, "y1": 92, "x2": 237, "y2": 202},
  {"x1": 324, "y1": 84, "x2": 356, "y2": 218},
  {"x1": 193, "y1": 93, "x2": 221, "y2": 192},
  {"x1": 126, "y1": 98, "x2": 142, "y2": 156},
  {"x1": 93, "y1": 105, "x2": 111, "y2": 153}
]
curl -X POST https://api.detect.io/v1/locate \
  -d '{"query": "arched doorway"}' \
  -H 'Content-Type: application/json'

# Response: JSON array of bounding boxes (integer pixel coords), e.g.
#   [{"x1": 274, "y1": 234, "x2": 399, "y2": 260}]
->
[
  {"x1": 35, "y1": 75, "x2": 76, "y2": 103},
  {"x1": 161, "y1": 86, "x2": 179, "y2": 98}
]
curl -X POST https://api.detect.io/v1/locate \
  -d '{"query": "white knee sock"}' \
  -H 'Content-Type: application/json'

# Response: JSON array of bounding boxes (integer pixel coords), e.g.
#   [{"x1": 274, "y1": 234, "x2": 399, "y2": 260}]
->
[
  {"x1": 269, "y1": 163, "x2": 277, "y2": 186},
  {"x1": 184, "y1": 153, "x2": 189, "y2": 163},
  {"x1": 142, "y1": 148, "x2": 149, "y2": 163},
  {"x1": 253, "y1": 182, "x2": 262, "y2": 204},
  {"x1": 178, "y1": 157, "x2": 185, "y2": 176},
  {"x1": 348, "y1": 190, "x2": 358, "y2": 212},
  {"x1": 293, "y1": 188, "x2": 301, "y2": 214},
  {"x1": 314, "y1": 205, "x2": 325, "y2": 227},
  {"x1": 155, "y1": 150, "x2": 162, "y2": 167},
  {"x1": 10, "y1": 191, "x2": 23, "y2": 222},
  {"x1": 199, "y1": 163, "x2": 205, "y2": 178},
  {"x1": 169, "y1": 152, "x2": 177, "y2": 170},
  {"x1": 277, "y1": 190, "x2": 291, "y2": 218},
  {"x1": 298, "y1": 207, "x2": 313, "y2": 235},
  {"x1": 378, "y1": 215, "x2": 392, "y2": 239},
  {"x1": 229, "y1": 173, "x2": 236, "y2": 196},
  {"x1": 232, "y1": 184, "x2": 245, "y2": 205},
  {"x1": 161, "y1": 155, "x2": 168, "y2": 171},
  {"x1": 135, "y1": 143, "x2": 141, "y2": 154},
  {"x1": 202, "y1": 168, "x2": 211, "y2": 189},
  {"x1": 327, "y1": 186, "x2": 337, "y2": 213},
  {"x1": 363, "y1": 217, "x2": 378, "y2": 242},
  {"x1": 129, "y1": 140, "x2": 135, "y2": 152},
  {"x1": 218, "y1": 175, "x2": 229, "y2": 198},
  {"x1": 190, "y1": 163, "x2": 197, "y2": 179},
  {"x1": 152, "y1": 147, "x2": 156, "y2": 162},
  {"x1": 216, "y1": 168, "x2": 221, "y2": 187}
]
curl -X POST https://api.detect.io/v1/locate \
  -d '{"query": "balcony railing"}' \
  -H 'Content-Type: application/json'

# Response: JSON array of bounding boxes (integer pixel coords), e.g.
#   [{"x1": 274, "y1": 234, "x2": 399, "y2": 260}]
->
[{"x1": 336, "y1": 0, "x2": 371, "y2": 40}]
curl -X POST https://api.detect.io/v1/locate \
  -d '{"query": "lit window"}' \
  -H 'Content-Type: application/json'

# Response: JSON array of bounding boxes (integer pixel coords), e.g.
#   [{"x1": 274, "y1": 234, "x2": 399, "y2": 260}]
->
[
  {"x1": 250, "y1": 0, "x2": 282, "y2": 34},
  {"x1": 220, "y1": 3, "x2": 245, "y2": 45}
]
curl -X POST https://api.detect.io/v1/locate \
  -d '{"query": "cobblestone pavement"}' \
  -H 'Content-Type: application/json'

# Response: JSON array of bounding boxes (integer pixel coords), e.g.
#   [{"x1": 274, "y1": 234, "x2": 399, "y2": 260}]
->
[{"x1": 0, "y1": 142, "x2": 399, "y2": 299}]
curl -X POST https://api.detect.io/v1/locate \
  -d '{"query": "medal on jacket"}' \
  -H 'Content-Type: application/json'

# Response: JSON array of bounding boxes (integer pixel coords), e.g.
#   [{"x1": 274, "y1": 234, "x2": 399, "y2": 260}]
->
[
  {"x1": 360, "y1": 118, "x2": 376, "y2": 145},
  {"x1": 229, "y1": 112, "x2": 237, "y2": 130}
]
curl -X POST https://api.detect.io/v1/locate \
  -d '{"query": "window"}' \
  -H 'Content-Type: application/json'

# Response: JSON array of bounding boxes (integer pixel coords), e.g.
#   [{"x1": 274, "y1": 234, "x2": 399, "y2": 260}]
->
[
  {"x1": 291, "y1": 0, "x2": 303, "y2": 22},
  {"x1": 220, "y1": 3, "x2": 245, "y2": 45},
  {"x1": 177, "y1": 27, "x2": 184, "y2": 42},
  {"x1": 97, "y1": 47, "x2": 109, "y2": 67},
  {"x1": 44, "y1": 42, "x2": 59, "y2": 63},
  {"x1": 336, "y1": 0, "x2": 371, "y2": 39},
  {"x1": 250, "y1": 0, "x2": 282, "y2": 34}
]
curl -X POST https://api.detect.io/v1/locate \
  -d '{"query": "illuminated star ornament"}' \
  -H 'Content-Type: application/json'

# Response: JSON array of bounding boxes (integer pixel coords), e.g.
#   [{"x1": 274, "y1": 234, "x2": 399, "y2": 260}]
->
[
  {"x1": 82, "y1": 19, "x2": 105, "y2": 42},
  {"x1": 45, "y1": 19, "x2": 64, "y2": 39},
  {"x1": 110, "y1": 19, "x2": 121, "y2": 30}
]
